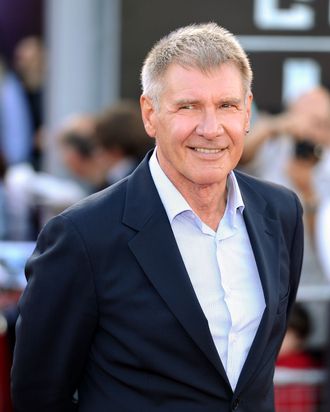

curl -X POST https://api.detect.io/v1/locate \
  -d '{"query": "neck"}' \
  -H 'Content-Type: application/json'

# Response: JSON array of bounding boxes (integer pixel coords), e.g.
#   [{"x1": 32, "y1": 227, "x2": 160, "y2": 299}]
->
[
  {"x1": 176, "y1": 181, "x2": 228, "y2": 231},
  {"x1": 154, "y1": 150, "x2": 229, "y2": 231},
  {"x1": 21, "y1": 71, "x2": 43, "y2": 91}
]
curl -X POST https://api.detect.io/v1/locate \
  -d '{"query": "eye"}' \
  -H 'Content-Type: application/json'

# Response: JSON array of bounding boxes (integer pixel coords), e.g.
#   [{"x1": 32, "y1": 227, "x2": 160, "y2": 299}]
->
[
  {"x1": 179, "y1": 104, "x2": 194, "y2": 110},
  {"x1": 221, "y1": 103, "x2": 234, "y2": 109}
]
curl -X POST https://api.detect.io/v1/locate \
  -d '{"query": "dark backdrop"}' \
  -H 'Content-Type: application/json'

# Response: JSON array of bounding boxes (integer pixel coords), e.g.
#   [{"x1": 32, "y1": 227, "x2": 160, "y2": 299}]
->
[
  {"x1": 0, "y1": 0, "x2": 43, "y2": 65},
  {"x1": 120, "y1": 0, "x2": 330, "y2": 112}
]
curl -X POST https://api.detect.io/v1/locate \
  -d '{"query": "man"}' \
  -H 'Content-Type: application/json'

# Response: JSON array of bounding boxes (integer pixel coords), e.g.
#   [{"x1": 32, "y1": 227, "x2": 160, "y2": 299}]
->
[
  {"x1": 58, "y1": 114, "x2": 108, "y2": 193},
  {"x1": 11, "y1": 23, "x2": 303, "y2": 411},
  {"x1": 93, "y1": 99, "x2": 153, "y2": 185}
]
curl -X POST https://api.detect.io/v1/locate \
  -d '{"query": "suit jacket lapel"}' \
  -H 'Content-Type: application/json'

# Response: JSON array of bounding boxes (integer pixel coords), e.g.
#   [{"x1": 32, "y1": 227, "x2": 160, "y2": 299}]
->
[
  {"x1": 234, "y1": 172, "x2": 281, "y2": 395},
  {"x1": 123, "y1": 154, "x2": 230, "y2": 385}
]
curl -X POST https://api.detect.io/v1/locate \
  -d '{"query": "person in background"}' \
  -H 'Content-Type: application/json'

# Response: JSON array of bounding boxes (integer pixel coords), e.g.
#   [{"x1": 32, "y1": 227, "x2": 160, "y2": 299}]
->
[
  {"x1": 315, "y1": 198, "x2": 330, "y2": 411},
  {"x1": 58, "y1": 114, "x2": 108, "y2": 193},
  {"x1": 0, "y1": 57, "x2": 33, "y2": 167},
  {"x1": 94, "y1": 99, "x2": 154, "y2": 185},
  {"x1": 11, "y1": 23, "x2": 303, "y2": 411},
  {"x1": 13, "y1": 36, "x2": 45, "y2": 170},
  {"x1": 0, "y1": 152, "x2": 8, "y2": 239},
  {"x1": 240, "y1": 87, "x2": 330, "y2": 206},
  {"x1": 315, "y1": 198, "x2": 330, "y2": 281},
  {"x1": 274, "y1": 303, "x2": 323, "y2": 412},
  {"x1": 276, "y1": 303, "x2": 316, "y2": 368},
  {"x1": 239, "y1": 87, "x2": 330, "y2": 350}
]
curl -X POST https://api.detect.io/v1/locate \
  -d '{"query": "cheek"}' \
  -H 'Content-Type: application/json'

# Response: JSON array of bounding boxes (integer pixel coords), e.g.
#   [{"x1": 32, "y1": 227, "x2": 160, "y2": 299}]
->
[
  {"x1": 157, "y1": 119, "x2": 193, "y2": 147},
  {"x1": 173, "y1": 118, "x2": 198, "y2": 144},
  {"x1": 63, "y1": 152, "x2": 77, "y2": 168},
  {"x1": 229, "y1": 125, "x2": 245, "y2": 148}
]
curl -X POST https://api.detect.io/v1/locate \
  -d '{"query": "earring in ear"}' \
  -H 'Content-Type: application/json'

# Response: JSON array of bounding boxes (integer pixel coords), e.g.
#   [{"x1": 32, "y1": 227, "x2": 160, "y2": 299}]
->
[{"x1": 245, "y1": 130, "x2": 250, "y2": 134}]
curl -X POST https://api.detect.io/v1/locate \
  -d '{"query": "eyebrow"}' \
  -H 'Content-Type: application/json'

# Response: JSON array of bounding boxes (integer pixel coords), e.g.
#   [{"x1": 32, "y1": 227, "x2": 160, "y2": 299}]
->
[
  {"x1": 173, "y1": 98, "x2": 200, "y2": 106},
  {"x1": 219, "y1": 97, "x2": 242, "y2": 105},
  {"x1": 173, "y1": 97, "x2": 243, "y2": 106}
]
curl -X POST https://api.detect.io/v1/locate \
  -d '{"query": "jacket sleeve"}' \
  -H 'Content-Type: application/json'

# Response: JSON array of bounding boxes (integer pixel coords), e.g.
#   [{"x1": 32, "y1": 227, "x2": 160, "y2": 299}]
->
[
  {"x1": 11, "y1": 214, "x2": 98, "y2": 412},
  {"x1": 287, "y1": 191, "x2": 304, "y2": 316}
]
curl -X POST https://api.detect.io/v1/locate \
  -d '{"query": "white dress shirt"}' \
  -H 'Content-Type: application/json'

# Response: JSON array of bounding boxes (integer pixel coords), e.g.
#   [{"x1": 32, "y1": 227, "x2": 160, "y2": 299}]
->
[{"x1": 149, "y1": 149, "x2": 265, "y2": 389}]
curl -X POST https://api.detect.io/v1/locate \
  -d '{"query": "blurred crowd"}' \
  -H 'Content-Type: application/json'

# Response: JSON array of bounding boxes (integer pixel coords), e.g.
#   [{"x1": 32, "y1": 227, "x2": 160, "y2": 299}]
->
[
  {"x1": 0, "y1": 34, "x2": 330, "y2": 411},
  {"x1": 0, "y1": 36, "x2": 155, "y2": 411},
  {"x1": 238, "y1": 86, "x2": 330, "y2": 410},
  {"x1": 239, "y1": 86, "x2": 330, "y2": 287},
  {"x1": 0, "y1": 36, "x2": 154, "y2": 244}
]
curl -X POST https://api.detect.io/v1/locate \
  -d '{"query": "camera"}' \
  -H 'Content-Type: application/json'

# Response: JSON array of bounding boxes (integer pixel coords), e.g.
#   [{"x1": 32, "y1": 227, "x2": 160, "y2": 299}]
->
[{"x1": 294, "y1": 139, "x2": 323, "y2": 161}]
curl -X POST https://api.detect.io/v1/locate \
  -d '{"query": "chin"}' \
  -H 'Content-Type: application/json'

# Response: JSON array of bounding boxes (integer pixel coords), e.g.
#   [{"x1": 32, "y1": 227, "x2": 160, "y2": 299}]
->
[{"x1": 191, "y1": 173, "x2": 228, "y2": 186}]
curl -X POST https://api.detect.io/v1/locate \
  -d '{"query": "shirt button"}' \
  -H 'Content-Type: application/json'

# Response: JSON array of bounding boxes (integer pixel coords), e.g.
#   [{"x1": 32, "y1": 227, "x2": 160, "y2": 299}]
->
[{"x1": 232, "y1": 398, "x2": 240, "y2": 410}]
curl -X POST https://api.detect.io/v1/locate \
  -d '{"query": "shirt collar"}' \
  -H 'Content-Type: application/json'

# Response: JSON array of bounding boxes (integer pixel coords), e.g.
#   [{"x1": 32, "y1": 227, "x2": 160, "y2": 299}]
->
[
  {"x1": 149, "y1": 149, "x2": 192, "y2": 222},
  {"x1": 226, "y1": 170, "x2": 245, "y2": 228},
  {"x1": 149, "y1": 148, "x2": 245, "y2": 226}
]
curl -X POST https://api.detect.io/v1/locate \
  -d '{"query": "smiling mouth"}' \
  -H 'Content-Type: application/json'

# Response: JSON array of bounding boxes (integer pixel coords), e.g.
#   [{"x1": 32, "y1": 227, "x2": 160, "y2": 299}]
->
[{"x1": 192, "y1": 147, "x2": 225, "y2": 154}]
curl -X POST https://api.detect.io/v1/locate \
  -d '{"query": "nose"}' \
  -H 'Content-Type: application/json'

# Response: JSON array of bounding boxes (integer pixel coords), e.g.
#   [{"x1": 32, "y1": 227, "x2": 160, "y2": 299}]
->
[{"x1": 195, "y1": 109, "x2": 223, "y2": 139}]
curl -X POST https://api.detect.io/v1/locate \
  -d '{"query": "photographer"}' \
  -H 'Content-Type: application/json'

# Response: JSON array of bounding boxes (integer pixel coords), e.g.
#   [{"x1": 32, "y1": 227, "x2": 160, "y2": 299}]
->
[{"x1": 239, "y1": 86, "x2": 330, "y2": 348}]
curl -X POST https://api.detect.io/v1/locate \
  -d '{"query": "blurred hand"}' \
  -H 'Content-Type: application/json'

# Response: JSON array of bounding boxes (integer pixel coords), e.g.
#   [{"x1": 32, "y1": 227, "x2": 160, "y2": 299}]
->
[
  {"x1": 286, "y1": 157, "x2": 315, "y2": 199},
  {"x1": 286, "y1": 86, "x2": 330, "y2": 145},
  {"x1": 284, "y1": 112, "x2": 330, "y2": 145}
]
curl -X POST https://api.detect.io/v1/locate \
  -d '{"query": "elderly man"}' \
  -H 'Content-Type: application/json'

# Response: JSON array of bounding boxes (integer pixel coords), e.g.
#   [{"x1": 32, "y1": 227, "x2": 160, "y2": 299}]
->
[{"x1": 11, "y1": 23, "x2": 303, "y2": 412}]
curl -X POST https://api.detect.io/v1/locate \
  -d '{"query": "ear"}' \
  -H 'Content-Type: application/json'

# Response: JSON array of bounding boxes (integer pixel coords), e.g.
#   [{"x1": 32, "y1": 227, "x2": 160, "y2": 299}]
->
[
  {"x1": 244, "y1": 92, "x2": 253, "y2": 132},
  {"x1": 140, "y1": 95, "x2": 157, "y2": 138}
]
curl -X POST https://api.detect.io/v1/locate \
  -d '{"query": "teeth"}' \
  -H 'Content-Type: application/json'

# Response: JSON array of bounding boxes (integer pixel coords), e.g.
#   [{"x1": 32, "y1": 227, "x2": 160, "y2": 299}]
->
[{"x1": 194, "y1": 148, "x2": 222, "y2": 154}]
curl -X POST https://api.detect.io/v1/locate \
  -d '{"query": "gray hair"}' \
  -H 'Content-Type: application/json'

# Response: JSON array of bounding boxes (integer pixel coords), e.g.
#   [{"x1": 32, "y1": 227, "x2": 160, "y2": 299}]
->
[{"x1": 141, "y1": 22, "x2": 253, "y2": 106}]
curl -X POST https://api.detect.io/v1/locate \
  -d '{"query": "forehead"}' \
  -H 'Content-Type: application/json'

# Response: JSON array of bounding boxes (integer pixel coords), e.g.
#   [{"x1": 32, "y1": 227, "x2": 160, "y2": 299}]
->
[
  {"x1": 160, "y1": 63, "x2": 245, "y2": 100},
  {"x1": 291, "y1": 90, "x2": 330, "y2": 117}
]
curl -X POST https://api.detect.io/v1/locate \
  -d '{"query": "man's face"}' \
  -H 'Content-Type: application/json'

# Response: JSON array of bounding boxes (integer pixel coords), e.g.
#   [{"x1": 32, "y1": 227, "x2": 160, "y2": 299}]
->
[{"x1": 141, "y1": 63, "x2": 252, "y2": 191}]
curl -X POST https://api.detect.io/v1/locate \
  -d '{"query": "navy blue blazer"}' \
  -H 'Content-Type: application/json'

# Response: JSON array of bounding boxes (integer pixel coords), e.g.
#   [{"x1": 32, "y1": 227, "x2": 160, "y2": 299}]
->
[{"x1": 11, "y1": 151, "x2": 303, "y2": 412}]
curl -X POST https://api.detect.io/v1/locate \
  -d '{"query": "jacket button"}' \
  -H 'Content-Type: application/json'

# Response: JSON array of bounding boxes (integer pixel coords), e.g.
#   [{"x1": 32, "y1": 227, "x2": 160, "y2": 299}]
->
[{"x1": 232, "y1": 398, "x2": 240, "y2": 410}]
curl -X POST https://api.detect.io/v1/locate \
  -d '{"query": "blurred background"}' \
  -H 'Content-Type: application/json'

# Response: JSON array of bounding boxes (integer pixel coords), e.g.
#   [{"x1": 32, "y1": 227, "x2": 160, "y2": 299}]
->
[{"x1": 0, "y1": 0, "x2": 330, "y2": 410}]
